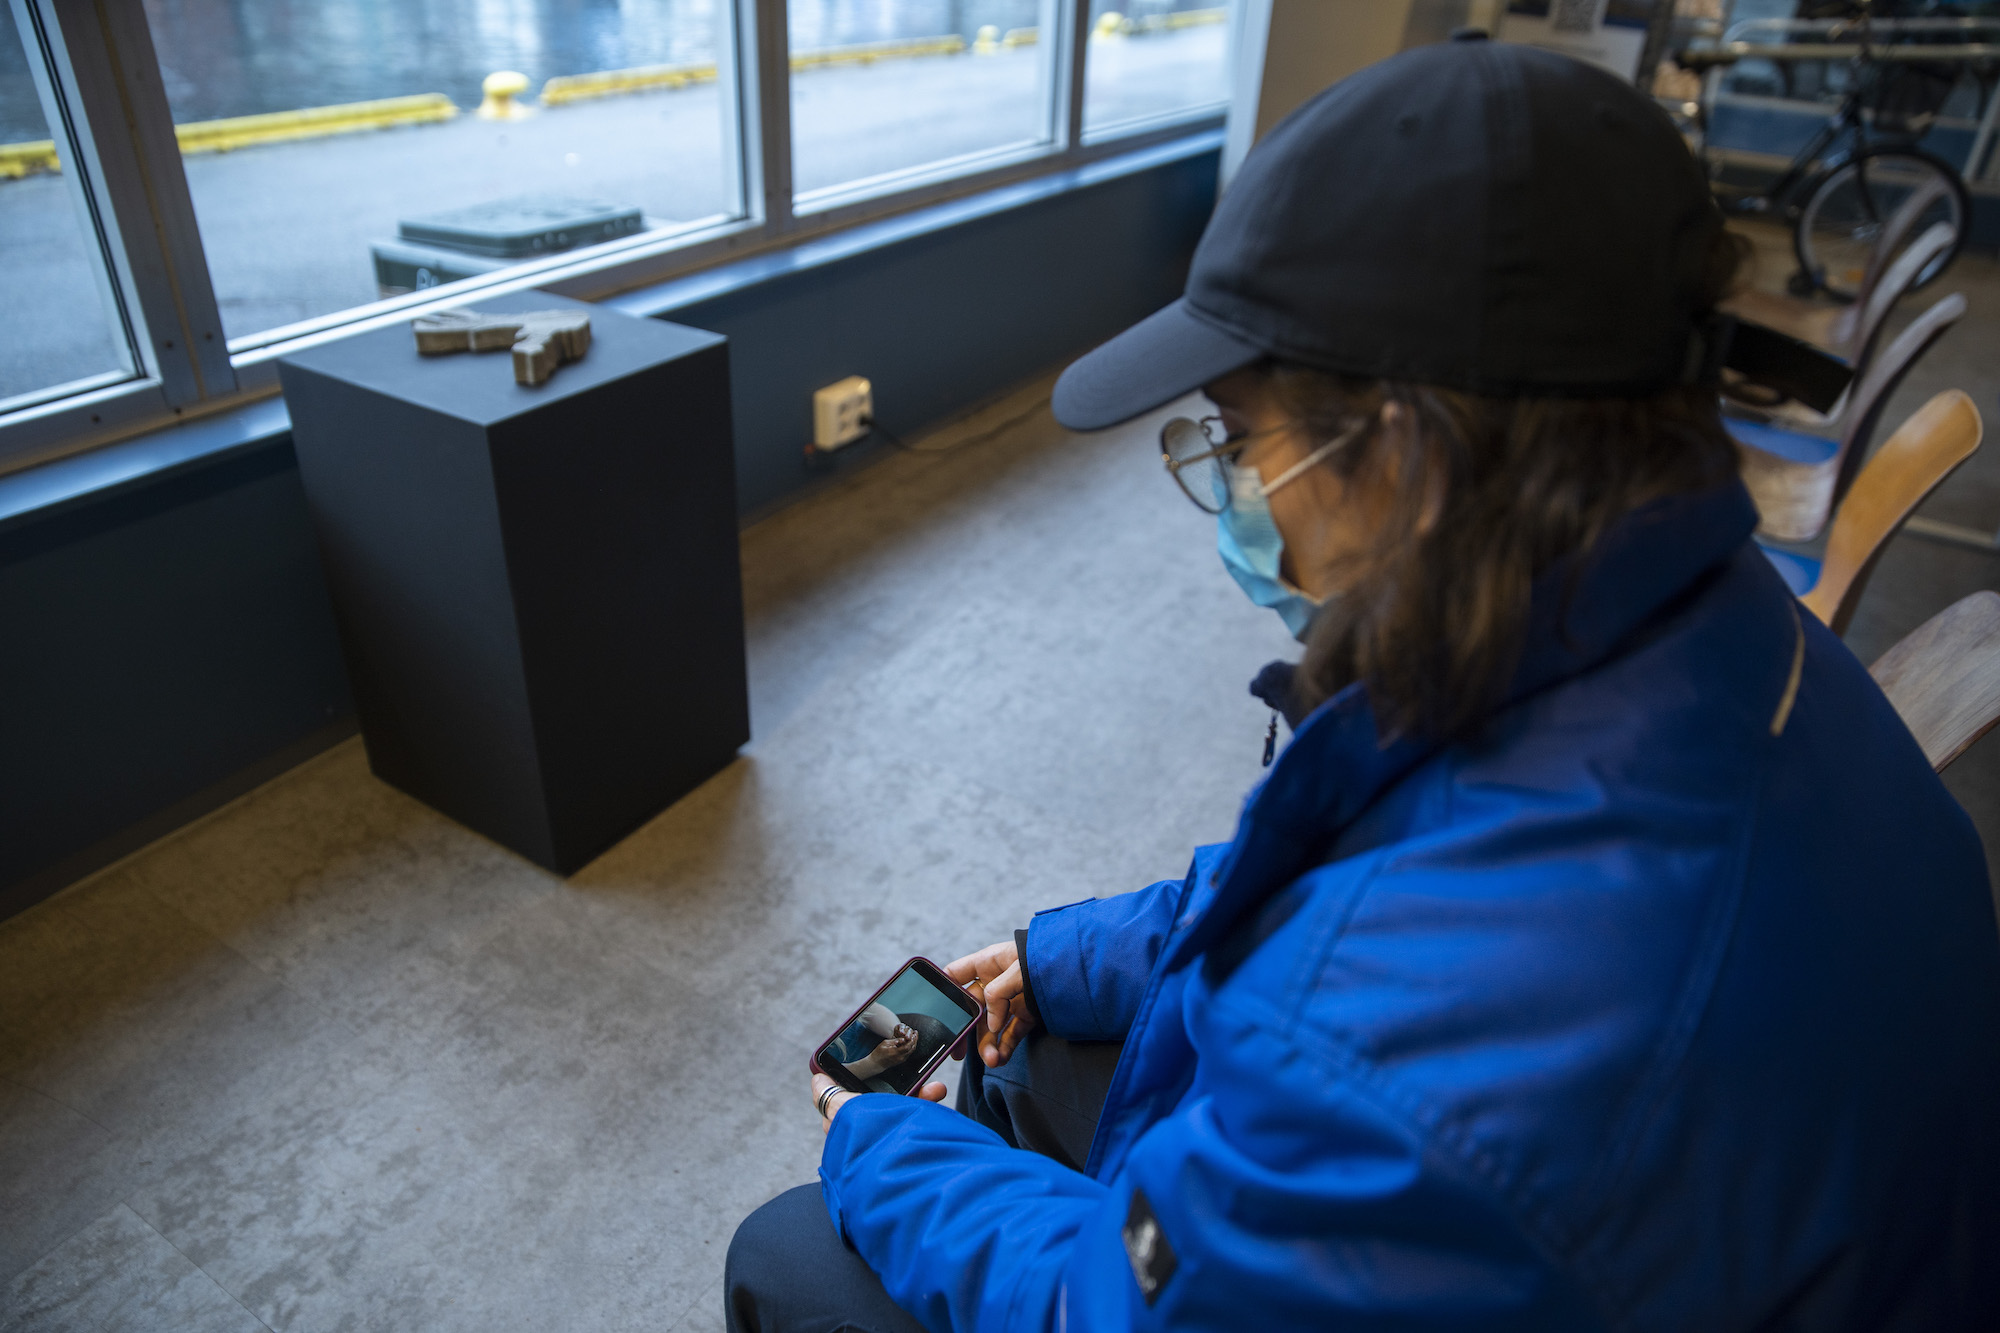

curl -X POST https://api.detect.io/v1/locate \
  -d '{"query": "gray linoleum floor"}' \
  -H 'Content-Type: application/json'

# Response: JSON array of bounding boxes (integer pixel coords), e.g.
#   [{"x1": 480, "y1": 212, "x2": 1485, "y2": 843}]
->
[{"x1": 4, "y1": 244, "x2": 1998, "y2": 1331}]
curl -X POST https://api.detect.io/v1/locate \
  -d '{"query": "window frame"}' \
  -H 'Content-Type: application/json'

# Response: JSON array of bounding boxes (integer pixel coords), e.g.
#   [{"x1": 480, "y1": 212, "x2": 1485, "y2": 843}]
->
[{"x1": 0, "y1": 0, "x2": 1227, "y2": 475}]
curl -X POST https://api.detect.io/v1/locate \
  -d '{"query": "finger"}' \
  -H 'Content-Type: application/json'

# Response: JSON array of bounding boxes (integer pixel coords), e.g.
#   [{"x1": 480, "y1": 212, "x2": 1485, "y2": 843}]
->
[
  {"x1": 994, "y1": 1012, "x2": 1036, "y2": 1062},
  {"x1": 917, "y1": 1082, "x2": 948, "y2": 1102},
  {"x1": 984, "y1": 961, "x2": 1023, "y2": 1033},
  {"x1": 945, "y1": 942, "x2": 1006, "y2": 985},
  {"x1": 982, "y1": 959, "x2": 1023, "y2": 1002},
  {"x1": 979, "y1": 1032, "x2": 1001, "y2": 1067}
]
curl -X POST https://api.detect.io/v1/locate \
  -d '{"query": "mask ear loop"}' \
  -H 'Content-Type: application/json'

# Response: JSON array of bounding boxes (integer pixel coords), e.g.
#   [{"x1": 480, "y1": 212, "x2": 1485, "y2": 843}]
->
[
  {"x1": 1247, "y1": 417, "x2": 1369, "y2": 769},
  {"x1": 1248, "y1": 418, "x2": 1371, "y2": 500}
]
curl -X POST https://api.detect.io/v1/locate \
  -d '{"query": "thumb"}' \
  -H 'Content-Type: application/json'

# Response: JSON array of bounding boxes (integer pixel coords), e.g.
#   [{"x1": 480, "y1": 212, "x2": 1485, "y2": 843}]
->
[{"x1": 916, "y1": 1082, "x2": 948, "y2": 1102}]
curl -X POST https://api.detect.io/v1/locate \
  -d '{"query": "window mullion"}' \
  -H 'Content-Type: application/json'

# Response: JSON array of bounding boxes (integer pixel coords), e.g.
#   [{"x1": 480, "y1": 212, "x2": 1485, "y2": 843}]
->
[
  {"x1": 29, "y1": 0, "x2": 232, "y2": 406},
  {"x1": 1056, "y1": 0, "x2": 1089, "y2": 151},
  {"x1": 745, "y1": 0, "x2": 794, "y2": 234}
]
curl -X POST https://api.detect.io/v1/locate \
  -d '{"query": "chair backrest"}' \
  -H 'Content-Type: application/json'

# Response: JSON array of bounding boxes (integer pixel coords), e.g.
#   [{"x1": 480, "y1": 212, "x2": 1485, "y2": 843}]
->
[
  {"x1": 1846, "y1": 222, "x2": 1957, "y2": 377},
  {"x1": 1832, "y1": 174, "x2": 1953, "y2": 353},
  {"x1": 1829, "y1": 291, "x2": 1967, "y2": 508},
  {"x1": 1804, "y1": 389, "x2": 1983, "y2": 636},
  {"x1": 1869, "y1": 590, "x2": 2000, "y2": 772}
]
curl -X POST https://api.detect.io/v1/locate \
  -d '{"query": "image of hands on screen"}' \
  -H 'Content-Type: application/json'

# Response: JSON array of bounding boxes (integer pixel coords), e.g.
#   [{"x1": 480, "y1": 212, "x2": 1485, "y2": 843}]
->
[{"x1": 818, "y1": 965, "x2": 971, "y2": 1096}]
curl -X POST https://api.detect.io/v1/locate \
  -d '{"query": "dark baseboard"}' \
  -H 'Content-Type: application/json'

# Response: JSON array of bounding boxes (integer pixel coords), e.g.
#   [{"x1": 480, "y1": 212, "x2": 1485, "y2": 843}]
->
[{"x1": 0, "y1": 716, "x2": 360, "y2": 924}]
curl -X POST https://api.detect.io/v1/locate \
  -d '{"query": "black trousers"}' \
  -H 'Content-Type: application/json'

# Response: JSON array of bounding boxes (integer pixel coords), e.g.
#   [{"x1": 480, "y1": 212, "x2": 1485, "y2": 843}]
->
[{"x1": 724, "y1": 1034, "x2": 1123, "y2": 1333}]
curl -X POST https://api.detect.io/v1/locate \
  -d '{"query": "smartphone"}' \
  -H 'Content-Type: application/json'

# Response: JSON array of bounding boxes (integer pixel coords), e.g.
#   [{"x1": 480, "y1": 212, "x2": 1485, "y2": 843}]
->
[{"x1": 811, "y1": 956, "x2": 984, "y2": 1097}]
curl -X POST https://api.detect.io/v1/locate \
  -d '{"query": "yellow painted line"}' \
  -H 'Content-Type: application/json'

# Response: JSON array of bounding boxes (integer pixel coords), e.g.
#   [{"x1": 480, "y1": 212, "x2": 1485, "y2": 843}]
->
[
  {"x1": 999, "y1": 8, "x2": 1224, "y2": 51},
  {"x1": 790, "y1": 34, "x2": 967, "y2": 70},
  {"x1": 1108, "y1": 7, "x2": 1228, "y2": 36},
  {"x1": 541, "y1": 61, "x2": 719, "y2": 105},
  {"x1": 173, "y1": 93, "x2": 458, "y2": 155},
  {"x1": 0, "y1": 138, "x2": 58, "y2": 179},
  {"x1": 1153, "y1": 7, "x2": 1228, "y2": 31},
  {"x1": 540, "y1": 35, "x2": 973, "y2": 106}
]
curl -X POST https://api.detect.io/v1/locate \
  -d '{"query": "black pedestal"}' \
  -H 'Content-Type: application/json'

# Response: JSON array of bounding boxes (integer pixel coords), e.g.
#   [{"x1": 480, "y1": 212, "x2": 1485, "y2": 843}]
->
[{"x1": 278, "y1": 291, "x2": 747, "y2": 874}]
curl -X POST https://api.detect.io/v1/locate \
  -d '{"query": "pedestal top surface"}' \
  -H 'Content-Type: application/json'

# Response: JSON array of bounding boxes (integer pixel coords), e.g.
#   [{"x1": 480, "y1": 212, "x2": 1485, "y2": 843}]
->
[{"x1": 277, "y1": 290, "x2": 723, "y2": 427}]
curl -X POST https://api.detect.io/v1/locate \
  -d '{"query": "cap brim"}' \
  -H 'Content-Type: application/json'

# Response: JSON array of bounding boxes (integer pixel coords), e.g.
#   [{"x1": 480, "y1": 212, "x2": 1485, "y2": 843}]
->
[{"x1": 1051, "y1": 300, "x2": 1265, "y2": 431}]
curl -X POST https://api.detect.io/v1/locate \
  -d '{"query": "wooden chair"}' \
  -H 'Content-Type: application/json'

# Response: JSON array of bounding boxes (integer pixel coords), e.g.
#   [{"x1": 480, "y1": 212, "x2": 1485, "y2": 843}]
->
[
  {"x1": 1870, "y1": 591, "x2": 2000, "y2": 772},
  {"x1": 1732, "y1": 292, "x2": 1966, "y2": 542},
  {"x1": 1759, "y1": 390, "x2": 1983, "y2": 636},
  {"x1": 1721, "y1": 180, "x2": 1952, "y2": 354}
]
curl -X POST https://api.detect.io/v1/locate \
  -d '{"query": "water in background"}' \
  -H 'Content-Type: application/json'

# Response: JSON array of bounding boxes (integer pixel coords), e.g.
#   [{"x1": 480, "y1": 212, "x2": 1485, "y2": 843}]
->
[{"x1": 3, "y1": 0, "x2": 1230, "y2": 140}]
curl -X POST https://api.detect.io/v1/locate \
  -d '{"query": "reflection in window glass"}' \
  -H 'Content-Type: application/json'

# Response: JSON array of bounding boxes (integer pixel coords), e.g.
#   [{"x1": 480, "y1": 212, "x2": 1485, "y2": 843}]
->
[
  {"x1": 0, "y1": 7, "x2": 134, "y2": 411},
  {"x1": 142, "y1": 0, "x2": 741, "y2": 346},
  {"x1": 1083, "y1": 1, "x2": 1230, "y2": 137},
  {"x1": 789, "y1": 0, "x2": 1058, "y2": 202}
]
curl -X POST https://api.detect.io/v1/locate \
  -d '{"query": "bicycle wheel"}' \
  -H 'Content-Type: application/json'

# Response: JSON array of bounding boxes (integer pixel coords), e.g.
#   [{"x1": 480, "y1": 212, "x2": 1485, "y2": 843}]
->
[{"x1": 1794, "y1": 148, "x2": 1969, "y2": 301}]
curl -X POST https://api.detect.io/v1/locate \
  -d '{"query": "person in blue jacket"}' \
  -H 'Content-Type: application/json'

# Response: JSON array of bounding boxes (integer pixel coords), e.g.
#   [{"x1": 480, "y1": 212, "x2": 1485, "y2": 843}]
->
[{"x1": 725, "y1": 33, "x2": 2000, "y2": 1333}]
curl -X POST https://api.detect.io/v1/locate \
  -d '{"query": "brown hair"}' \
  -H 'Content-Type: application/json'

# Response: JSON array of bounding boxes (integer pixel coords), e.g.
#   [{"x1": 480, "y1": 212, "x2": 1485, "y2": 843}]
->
[{"x1": 1275, "y1": 232, "x2": 1750, "y2": 741}]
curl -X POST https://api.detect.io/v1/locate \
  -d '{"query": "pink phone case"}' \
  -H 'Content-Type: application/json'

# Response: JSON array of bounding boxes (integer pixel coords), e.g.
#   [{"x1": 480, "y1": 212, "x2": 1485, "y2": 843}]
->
[{"x1": 810, "y1": 955, "x2": 984, "y2": 1095}]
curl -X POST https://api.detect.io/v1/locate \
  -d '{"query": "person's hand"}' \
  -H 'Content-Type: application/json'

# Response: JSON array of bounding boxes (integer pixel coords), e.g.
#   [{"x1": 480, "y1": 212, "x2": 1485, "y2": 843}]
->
[
  {"x1": 844, "y1": 1024, "x2": 920, "y2": 1079},
  {"x1": 876, "y1": 1025, "x2": 920, "y2": 1066},
  {"x1": 812, "y1": 1072, "x2": 944, "y2": 1136},
  {"x1": 946, "y1": 940, "x2": 1037, "y2": 1068}
]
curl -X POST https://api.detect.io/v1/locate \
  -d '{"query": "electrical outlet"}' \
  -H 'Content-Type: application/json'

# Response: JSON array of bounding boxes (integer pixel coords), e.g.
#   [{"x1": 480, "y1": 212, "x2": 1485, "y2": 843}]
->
[{"x1": 813, "y1": 376, "x2": 873, "y2": 450}]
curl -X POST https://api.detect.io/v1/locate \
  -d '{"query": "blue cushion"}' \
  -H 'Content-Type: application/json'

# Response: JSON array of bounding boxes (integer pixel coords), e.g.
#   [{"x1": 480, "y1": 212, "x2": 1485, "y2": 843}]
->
[
  {"x1": 1728, "y1": 417, "x2": 1839, "y2": 465},
  {"x1": 1757, "y1": 541, "x2": 1820, "y2": 596}
]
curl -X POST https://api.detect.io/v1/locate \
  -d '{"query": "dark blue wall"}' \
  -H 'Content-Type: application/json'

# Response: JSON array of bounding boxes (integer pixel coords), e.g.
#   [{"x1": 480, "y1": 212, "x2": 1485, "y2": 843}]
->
[
  {"x1": 0, "y1": 444, "x2": 358, "y2": 916},
  {"x1": 0, "y1": 139, "x2": 1220, "y2": 920},
  {"x1": 650, "y1": 143, "x2": 1220, "y2": 516}
]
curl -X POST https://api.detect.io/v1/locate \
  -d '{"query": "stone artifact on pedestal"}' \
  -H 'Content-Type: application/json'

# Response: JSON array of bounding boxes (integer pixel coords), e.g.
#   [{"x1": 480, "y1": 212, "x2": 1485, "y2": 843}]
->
[{"x1": 411, "y1": 307, "x2": 593, "y2": 385}]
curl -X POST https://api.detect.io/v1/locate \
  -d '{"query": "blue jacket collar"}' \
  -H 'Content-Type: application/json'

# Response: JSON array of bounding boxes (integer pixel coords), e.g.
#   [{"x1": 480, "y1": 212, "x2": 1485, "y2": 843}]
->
[{"x1": 1169, "y1": 481, "x2": 1760, "y2": 966}]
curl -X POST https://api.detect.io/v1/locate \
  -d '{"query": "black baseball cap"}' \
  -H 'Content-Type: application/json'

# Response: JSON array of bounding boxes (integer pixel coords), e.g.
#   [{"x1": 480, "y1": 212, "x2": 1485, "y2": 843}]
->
[{"x1": 1053, "y1": 35, "x2": 1743, "y2": 431}]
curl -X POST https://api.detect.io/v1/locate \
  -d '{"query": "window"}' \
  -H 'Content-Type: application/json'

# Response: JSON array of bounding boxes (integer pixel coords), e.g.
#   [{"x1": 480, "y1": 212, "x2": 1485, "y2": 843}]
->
[
  {"x1": 788, "y1": 1, "x2": 1062, "y2": 204},
  {"x1": 0, "y1": 5, "x2": 134, "y2": 412},
  {"x1": 141, "y1": 0, "x2": 745, "y2": 349},
  {"x1": 3, "y1": 0, "x2": 1232, "y2": 469},
  {"x1": 1082, "y1": 1, "x2": 1231, "y2": 138}
]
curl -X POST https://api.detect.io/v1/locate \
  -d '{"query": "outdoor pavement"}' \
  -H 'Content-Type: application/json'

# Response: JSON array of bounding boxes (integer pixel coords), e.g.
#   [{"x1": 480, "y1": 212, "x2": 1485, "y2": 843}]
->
[{"x1": 1, "y1": 29, "x2": 1225, "y2": 403}]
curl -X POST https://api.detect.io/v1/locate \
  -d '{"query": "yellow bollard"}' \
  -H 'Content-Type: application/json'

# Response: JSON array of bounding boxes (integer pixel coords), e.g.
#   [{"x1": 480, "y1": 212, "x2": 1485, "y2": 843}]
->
[
  {"x1": 973, "y1": 24, "x2": 1001, "y2": 55},
  {"x1": 1093, "y1": 11, "x2": 1126, "y2": 40},
  {"x1": 477, "y1": 70, "x2": 534, "y2": 120}
]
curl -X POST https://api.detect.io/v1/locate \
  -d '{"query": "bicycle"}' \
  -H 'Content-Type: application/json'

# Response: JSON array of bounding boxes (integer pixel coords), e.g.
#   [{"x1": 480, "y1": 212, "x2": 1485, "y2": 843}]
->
[{"x1": 1676, "y1": 1, "x2": 1972, "y2": 302}]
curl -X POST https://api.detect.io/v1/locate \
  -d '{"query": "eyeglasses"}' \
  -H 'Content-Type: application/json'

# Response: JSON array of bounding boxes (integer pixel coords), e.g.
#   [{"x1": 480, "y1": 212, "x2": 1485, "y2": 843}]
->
[{"x1": 1158, "y1": 415, "x2": 1366, "y2": 515}]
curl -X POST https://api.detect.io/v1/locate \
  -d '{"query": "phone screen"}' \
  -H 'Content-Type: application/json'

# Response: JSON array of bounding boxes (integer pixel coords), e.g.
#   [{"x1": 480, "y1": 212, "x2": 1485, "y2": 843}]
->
[{"x1": 814, "y1": 958, "x2": 983, "y2": 1096}]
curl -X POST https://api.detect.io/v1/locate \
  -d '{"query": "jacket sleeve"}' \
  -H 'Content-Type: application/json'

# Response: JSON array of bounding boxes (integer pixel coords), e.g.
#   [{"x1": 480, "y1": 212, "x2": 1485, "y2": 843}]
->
[
  {"x1": 1023, "y1": 846, "x2": 1223, "y2": 1042},
  {"x1": 819, "y1": 1002, "x2": 1594, "y2": 1333}
]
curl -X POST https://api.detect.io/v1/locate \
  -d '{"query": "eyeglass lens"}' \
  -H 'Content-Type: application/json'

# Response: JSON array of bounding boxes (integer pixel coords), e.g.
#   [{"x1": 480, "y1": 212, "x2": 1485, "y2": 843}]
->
[{"x1": 1160, "y1": 416, "x2": 1234, "y2": 513}]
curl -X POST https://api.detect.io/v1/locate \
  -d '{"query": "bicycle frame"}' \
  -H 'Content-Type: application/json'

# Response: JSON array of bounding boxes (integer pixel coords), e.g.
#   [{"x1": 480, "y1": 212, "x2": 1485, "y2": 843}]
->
[
  {"x1": 1701, "y1": 5, "x2": 1940, "y2": 222},
  {"x1": 1758, "y1": 93, "x2": 1868, "y2": 210}
]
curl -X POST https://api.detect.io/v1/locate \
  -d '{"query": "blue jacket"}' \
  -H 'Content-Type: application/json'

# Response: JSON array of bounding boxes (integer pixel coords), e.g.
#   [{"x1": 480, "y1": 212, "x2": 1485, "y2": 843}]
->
[{"x1": 819, "y1": 483, "x2": 2000, "y2": 1331}]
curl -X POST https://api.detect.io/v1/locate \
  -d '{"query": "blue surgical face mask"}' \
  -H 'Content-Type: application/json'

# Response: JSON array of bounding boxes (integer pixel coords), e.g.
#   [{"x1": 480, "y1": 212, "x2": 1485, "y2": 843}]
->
[
  {"x1": 1217, "y1": 464, "x2": 1323, "y2": 641},
  {"x1": 1212, "y1": 418, "x2": 1366, "y2": 641}
]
